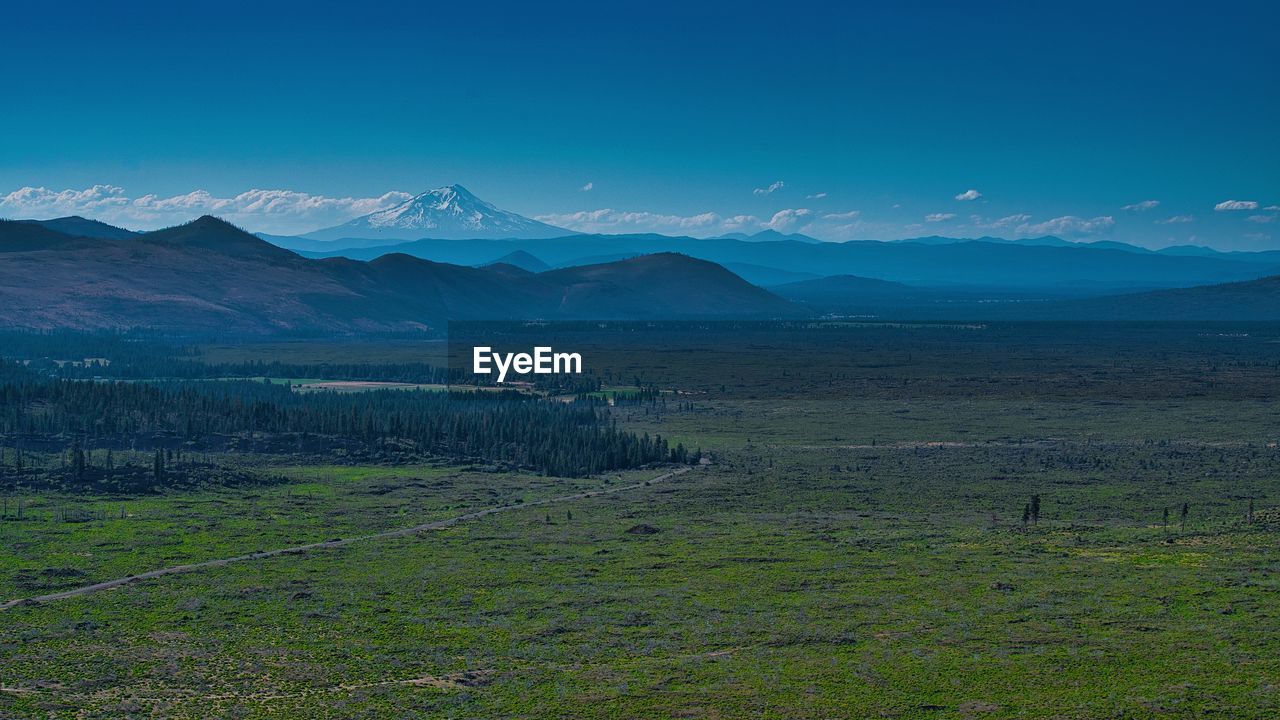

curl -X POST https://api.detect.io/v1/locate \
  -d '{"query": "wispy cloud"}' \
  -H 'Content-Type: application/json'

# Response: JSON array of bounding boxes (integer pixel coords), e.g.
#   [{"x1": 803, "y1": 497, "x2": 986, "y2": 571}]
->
[
  {"x1": 1266, "y1": 205, "x2": 1280, "y2": 211},
  {"x1": 1215, "y1": 199, "x2": 1259, "y2": 211},
  {"x1": 539, "y1": 206, "x2": 876, "y2": 240},
  {"x1": 971, "y1": 213, "x2": 1031, "y2": 230},
  {"x1": 1015, "y1": 215, "x2": 1115, "y2": 238},
  {"x1": 806, "y1": 192, "x2": 827, "y2": 200},
  {"x1": 1156, "y1": 215, "x2": 1195, "y2": 224},
  {"x1": 925, "y1": 212, "x2": 956, "y2": 222},
  {"x1": 721, "y1": 214, "x2": 762, "y2": 232},
  {"x1": 534, "y1": 209, "x2": 725, "y2": 235},
  {"x1": 954, "y1": 189, "x2": 982, "y2": 201},
  {"x1": 1247, "y1": 214, "x2": 1275, "y2": 224},
  {"x1": 821, "y1": 210, "x2": 861, "y2": 221},
  {"x1": 0, "y1": 185, "x2": 413, "y2": 234},
  {"x1": 1121, "y1": 199, "x2": 1160, "y2": 211},
  {"x1": 753, "y1": 180, "x2": 785, "y2": 196},
  {"x1": 766, "y1": 208, "x2": 815, "y2": 232},
  {"x1": 580, "y1": 182, "x2": 593, "y2": 192}
]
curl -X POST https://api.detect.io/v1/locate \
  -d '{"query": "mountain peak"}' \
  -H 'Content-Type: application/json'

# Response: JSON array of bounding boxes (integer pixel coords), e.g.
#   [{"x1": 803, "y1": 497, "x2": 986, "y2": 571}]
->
[
  {"x1": 190, "y1": 214, "x2": 236, "y2": 229},
  {"x1": 142, "y1": 215, "x2": 298, "y2": 260},
  {"x1": 483, "y1": 249, "x2": 550, "y2": 273},
  {"x1": 441, "y1": 183, "x2": 474, "y2": 196},
  {"x1": 398, "y1": 185, "x2": 486, "y2": 217},
  {"x1": 412, "y1": 184, "x2": 473, "y2": 200},
  {"x1": 302, "y1": 185, "x2": 573, "y2": 242}
]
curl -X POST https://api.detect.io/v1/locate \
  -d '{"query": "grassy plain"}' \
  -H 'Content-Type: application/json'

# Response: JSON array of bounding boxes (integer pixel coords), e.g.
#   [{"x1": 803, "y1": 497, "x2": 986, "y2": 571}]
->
[{"x1": 2, "y1": 323, "x2": 1279, "y2": 718}]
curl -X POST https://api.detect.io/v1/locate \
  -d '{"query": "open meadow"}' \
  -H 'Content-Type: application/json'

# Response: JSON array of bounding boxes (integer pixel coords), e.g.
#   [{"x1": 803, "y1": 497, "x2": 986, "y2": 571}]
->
[{"x1": 2, "y1": 323, "x2": 1279, "y2": 718}]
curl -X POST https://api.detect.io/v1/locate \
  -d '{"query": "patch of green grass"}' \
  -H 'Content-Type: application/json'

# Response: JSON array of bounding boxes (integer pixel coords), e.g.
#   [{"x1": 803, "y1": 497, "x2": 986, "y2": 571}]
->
[
  {"x1": 3, "y1": 435, "x2": 1278, "y2": 717},
  {"x1": 0, "y1": 462, "x2": 629, "y2": 602},
  {"x1": 4, "y1": 325, "x2": 1280, "y2": 717}
]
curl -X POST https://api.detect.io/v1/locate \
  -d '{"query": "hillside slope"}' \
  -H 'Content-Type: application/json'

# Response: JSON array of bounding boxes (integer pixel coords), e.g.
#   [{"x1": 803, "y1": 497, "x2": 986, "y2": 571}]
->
[
  {"x1": 16, "y1": 216, "x2": 139, "y2": 240},
  {"x1": 0, "y1": 218, "x2": 802, "y2": 333},
  {"x1": 1042, "y1": 275, "x2": 1280, "y2": 321}
]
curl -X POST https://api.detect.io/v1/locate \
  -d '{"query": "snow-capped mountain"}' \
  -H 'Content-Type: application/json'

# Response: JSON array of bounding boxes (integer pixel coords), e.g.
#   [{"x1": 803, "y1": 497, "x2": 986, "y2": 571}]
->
[{"x1": 302, "y1": 185, "x2": 572, "y2": 241}]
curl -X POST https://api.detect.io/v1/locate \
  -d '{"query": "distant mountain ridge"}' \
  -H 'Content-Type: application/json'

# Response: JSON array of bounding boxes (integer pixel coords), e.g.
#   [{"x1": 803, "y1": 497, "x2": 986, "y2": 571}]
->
[
  {"x1": 5, "y1": 216, "x2": 1280, "y2": 330},
  {"x1": 483, "y1": 250, "x2": 550, "y2": 273},
  {"x1": 293, "y1": 234, "x2": 1280, "y2": 293},
  {"x1": 301, "y1": 185, "x2": 572, "y2": 242},
  {"x1": 15, "y1": 215, "x2": 138, "y2": 240},
  {"x1": 1032, "y1": 275, "x2": 1280, "y2": 321},
  {"x1": 713, "y1": 229, "x2": 823, "y2": 243},
  {"x1": 773, "y1": 274, "x2": 916, "y2": 303}
]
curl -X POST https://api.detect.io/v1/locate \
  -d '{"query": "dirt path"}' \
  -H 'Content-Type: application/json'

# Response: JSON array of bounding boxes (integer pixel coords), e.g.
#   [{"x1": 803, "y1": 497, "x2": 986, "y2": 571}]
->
[
  {"x1": 0, "y1": 466, "x2": 692, "y2": 611},
  {"x1": 0, "y1": 671, "x2": 495, "y2": 703},
  {"x1": 794, "y1": 438, "x2": 1267, "y2": 450}
]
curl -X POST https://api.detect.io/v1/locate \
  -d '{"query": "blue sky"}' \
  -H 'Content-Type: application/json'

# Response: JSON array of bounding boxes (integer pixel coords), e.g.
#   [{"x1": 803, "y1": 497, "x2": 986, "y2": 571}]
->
[{"x1": 1, "y1": 1, "x2": 1277, "y2": 248}]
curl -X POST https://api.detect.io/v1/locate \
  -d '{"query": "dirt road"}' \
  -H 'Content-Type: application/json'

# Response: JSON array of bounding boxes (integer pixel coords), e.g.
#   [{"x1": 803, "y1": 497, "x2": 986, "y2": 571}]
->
[{"x1": 0, "y1": 466, "x2": 691, "y2": 611}]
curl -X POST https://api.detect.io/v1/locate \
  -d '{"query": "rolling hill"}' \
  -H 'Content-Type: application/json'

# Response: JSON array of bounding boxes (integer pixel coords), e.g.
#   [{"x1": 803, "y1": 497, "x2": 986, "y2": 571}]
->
[
  {"x1": 483, "y1": 250, "x2": 550, "y2": 273},
  {"x1": 772, "y1": 274, "x2": 916, "y2": 303},
  {"x1": 539, "y1": 254, "x2": 799, "y2": 319},
  {"x1": 0, "y1": 217, "x2": 802, "y2": 334},
  {"x1": 294, "y1": 234, "x2": 1279, "y2": 293},
  {"x1": 765, "y1": 269, "x2": 1280, "y2": 322},
  {"x1": 15, "y1": 215, "x2": 139, "y2": 240},
  {"x1": 1, "y1": 220, "x2": 107, "y2": 252},
  {"x1": 1038, "y1": 275, "x2": 1280, "y2": 321}
]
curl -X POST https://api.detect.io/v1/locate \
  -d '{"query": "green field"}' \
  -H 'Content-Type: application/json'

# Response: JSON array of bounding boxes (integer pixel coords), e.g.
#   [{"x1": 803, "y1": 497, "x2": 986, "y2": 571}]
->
[{"x1": 2, "y1": 324, "x2": 1279, "y2": 718}]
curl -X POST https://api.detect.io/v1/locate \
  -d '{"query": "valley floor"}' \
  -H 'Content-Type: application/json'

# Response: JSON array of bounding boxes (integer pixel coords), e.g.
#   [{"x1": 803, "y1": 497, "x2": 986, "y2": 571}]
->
[{"x1": 2, "y1": 325, "x2": 1279, "y2": 718}]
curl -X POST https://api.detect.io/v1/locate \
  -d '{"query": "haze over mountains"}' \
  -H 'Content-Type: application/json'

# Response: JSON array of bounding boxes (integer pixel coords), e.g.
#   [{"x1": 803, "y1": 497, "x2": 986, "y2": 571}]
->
[
  {"x1": 295, "y1": 233, "x2": 1280, "y2": 293},
  {"x1": 4, "y1": 185, "x2": 1280, "y2": 334},
  {"x1": 249, "y1": 187, "x2": 1280, "y2": 293}
]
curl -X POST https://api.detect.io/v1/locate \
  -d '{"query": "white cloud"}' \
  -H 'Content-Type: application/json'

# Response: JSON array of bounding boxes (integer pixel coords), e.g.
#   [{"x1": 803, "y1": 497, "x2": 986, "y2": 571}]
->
[
  {"x1": 580, "y1": 182, "x2": 593, "y2": 192},
  {"x1": 1, "y1": 184, "x2": 131, "y2": 214},
  {"x1": 765, "y1": 208, "x2": 815, "y2": 232},
  {"x1": 925, "y1": 212, "x2": 956, "y2": 222},
  {"x1": 534, "y1": 208, "x2": 727, "y2": 235},
  {"x1": 0, "y1": 185, "x2": 413, "y2": 234},
  {"x1": 1015, "y1": 215, "x2": 1115, "y2": 238},
  {"x1": 821, "y1": 210, "x2": 861, "y2": 221},
  {"x1": 721, "y1": 214, "x2": 761, "y2": 232},
  {"x1": 1121, "y1": 200, "x2": 1160, "y2": 211},
  {"x1": 954, "y1": 189, "x2": 982, "y2": 201},
  {"x1": 538, "y1": 206, "x2": 877, "y2": 240},
  {"x1": 752, "y1": 180, "x2": 785, "y2": 196},
  {"x1": 971, "y1": 213, "x2": 1032, "y2": 230},
  {"x1": 806, "y1": 192, "x2": 827, "y2": 200},
  {"x1": 1247, "y1": 214, "x2": 1275, "y2": 224},
  {"x1": 1265, "y1": 205, "x2": 1280, "y2": 211},
  {"x1": 1215, "y1": 200, "x2": 1259, "y2": 211},
  {"x1": 1156, "y1": 215, "x2": 1194, "y2": 224}
]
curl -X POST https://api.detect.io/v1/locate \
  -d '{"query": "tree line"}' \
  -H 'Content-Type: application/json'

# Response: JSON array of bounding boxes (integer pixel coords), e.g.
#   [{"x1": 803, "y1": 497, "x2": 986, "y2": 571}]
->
[{"x1": 0, "y1": 360, "x2": 686, "y2": 479}]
